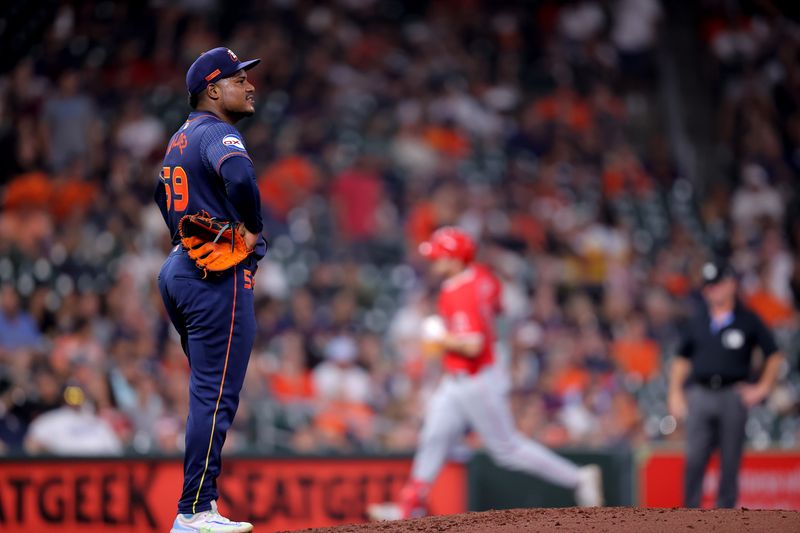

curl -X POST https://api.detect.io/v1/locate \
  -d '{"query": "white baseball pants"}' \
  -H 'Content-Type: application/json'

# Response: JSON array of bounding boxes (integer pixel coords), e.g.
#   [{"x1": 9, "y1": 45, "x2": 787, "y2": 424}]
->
[{"x1": 411, "y1": 364, "x2": 581, "y2": 488}]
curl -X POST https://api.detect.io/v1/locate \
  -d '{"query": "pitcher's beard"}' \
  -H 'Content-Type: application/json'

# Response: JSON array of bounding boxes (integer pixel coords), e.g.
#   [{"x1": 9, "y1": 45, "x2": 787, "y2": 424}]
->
[{"x1": 223, "y1": 106, "x2": 255, "y2": 123}]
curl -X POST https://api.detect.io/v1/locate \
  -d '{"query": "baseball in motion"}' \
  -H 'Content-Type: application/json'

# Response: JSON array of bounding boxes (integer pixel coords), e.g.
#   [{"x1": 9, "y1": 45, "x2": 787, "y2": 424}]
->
[{"x1": 420, "y1": 314, "x2": 447, "y2": 357}]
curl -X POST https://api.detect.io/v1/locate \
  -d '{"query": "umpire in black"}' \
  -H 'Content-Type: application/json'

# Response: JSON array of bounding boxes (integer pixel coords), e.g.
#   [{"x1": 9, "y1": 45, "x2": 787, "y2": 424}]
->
[{"x1": 668, "y1": 259, "x2": 784, "y2": 508}]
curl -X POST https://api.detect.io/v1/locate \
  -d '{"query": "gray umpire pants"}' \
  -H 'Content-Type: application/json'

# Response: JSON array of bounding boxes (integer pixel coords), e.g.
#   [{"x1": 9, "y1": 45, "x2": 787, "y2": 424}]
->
[{"x1": 683, "y1": 383, "x2": 748, "y2": 508}]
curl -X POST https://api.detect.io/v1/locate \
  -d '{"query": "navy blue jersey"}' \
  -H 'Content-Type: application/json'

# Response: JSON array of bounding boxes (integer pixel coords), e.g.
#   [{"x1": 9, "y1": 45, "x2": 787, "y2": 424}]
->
[{"x1": 156, "y1": 111, "x2": 266, "y2": 258}]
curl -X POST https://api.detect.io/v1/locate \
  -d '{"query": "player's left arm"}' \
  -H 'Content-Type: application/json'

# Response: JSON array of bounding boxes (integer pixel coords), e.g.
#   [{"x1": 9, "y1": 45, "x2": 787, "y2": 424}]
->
[
  {"x1": 740, "y1": 353, "x2": 784, "y2": 407},
  {"x1": 758, "y1": 351, "x2": 784, "y2": 389},
  {"x1": 739, "y1": 317, "x2": 784, "y2": 407},
  {"x1": 219, "y1": 156, "x2": 263, "y2": 240},
  {"x1": 202, "y1": 124, "x2": 264, "y2": 237}
]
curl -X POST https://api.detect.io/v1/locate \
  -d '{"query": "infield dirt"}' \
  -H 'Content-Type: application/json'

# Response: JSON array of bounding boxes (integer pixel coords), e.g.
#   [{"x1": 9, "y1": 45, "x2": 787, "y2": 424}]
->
[{"x1": 281, "y1": 507, "x2": 800, "y2": 533}]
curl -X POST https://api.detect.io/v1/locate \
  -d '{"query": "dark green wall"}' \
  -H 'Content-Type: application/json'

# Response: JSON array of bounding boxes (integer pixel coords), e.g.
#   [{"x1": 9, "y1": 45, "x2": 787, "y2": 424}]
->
[{"x1": 467, "y1": 448, "x2": 634, "y2": 510}]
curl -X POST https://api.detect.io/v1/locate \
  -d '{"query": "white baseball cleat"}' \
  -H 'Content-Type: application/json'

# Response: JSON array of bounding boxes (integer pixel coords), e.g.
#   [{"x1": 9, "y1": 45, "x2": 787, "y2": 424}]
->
[
  {"x1": 170, "y1": 501, "x2": 253, "y2": 532},
  {"x1": 574, "y1": 464, "x2": 604, "y2": 507},
  {"x1": 367, "y1": 502, "x2": 404, "y2": 521}
]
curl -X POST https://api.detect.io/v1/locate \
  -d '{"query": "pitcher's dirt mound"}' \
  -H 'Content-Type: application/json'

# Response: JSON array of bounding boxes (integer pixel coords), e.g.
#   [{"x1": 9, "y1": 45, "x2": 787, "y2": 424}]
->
[{"x1": 283, "y1": 507, "x2": 800, "y2": 533}]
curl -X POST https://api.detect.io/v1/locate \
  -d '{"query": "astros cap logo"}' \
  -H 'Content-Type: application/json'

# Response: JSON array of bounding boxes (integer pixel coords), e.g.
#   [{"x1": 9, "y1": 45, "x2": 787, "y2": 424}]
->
[{"x1": 227, "y1": 49, "x2": 238, "y2": 62}]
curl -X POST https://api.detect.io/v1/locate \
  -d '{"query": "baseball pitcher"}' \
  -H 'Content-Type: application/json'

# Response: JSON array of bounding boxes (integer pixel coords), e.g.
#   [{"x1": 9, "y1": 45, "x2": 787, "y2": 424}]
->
[{"x1": 155, "y1": 47, "x2": 265, "y2": 533}]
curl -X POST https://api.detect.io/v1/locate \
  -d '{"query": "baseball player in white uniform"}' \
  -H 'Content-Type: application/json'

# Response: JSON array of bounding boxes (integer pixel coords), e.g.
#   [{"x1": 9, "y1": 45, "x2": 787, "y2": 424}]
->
[{"x1": 370, "y1": 227, "x2": 603, "y2": 520}]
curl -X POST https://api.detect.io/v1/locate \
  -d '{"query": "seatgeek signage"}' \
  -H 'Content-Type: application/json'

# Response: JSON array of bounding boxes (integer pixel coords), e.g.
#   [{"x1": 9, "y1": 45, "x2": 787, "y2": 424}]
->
[{"x1": 0, "y1": 457, "x2": 466, "y2": 532}]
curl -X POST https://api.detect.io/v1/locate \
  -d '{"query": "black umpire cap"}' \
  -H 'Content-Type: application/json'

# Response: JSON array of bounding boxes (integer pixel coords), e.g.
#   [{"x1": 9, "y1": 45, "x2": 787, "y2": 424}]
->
[
  {"x1": 186, "y1": 47, "x2": 260, "y2": 96},
  {"x1": 701, "y1": 259, "x2": 735, "y2": 286}
]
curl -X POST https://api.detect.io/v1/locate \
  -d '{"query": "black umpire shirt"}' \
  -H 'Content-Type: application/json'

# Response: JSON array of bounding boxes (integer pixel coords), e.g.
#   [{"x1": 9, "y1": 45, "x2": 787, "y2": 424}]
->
[{"x1": 676, "y1": 301, "x2": 778, "y2": 387}]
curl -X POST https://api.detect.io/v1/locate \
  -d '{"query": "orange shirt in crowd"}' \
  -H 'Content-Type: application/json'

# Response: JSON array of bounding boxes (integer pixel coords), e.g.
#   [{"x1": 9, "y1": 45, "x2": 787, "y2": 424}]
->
[
  {"x1": 553, "y1": 366, "x2": 591, "y2": 397},
  {"x1": 268, "y1": 371, "x2": 315, "y2": 404},
  {"x1": 52, "y1": 179, "x2": 97, "y2": 221},
  {"x1": 611, "y1": 338, "x2": 660, "y2": 381},
  {"x1": 314, "y1": 401, "x2": 373, "y2": 440},
  {"x1": 422, "y1": 126, "x2": 470, "y2": 158},
  {"x1": 258, "y1": 155, "x2": 320, "y2": 221},
  {"x1": 406, "y1": 202, "x2": 437, "y2": 248},
  {"x1": 533, "y1": 90, "x2": 592, "y2": 132},
  {"x1": 50, "y1": 334, "x2": 105, "y2": 374},
  {"x1": 4, "y1": 171, "x2": 52, "y2": 209},
  {"x1": 657, "y1": 272, "x2": 691, "y2": 297},
  {"x1": 4, "y1": 171, "x2": 97, "y2": 220},
  {"x1": 746, "y1": 289, "x2": 795, "y2": 328},
  {"x1": 602, "y1": 165, "x2": 652, "y2": 198}
]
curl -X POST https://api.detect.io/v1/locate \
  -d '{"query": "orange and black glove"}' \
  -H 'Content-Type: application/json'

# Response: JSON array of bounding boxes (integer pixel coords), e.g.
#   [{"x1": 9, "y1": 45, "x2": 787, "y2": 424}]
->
[{"x1": 178, "y1": 211, "x2": 252, "y2": 275}]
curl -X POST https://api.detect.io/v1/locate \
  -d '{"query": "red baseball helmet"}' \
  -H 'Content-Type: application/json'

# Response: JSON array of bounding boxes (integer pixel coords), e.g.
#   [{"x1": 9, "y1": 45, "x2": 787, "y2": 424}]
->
[{"x1": 418, "y1": 226, "x2": 476, "y2": 263}]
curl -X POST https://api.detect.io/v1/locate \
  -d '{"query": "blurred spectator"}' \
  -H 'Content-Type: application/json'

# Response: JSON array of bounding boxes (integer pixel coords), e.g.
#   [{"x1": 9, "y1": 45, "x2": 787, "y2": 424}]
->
[
  {"x1": 611, "y1": 313, "x2": 660, "y2": 382},
  {"x1": 406, "y1": 182, "x2": 462, "y2": 248},
  {"x1": 745, "y1": 264, "x2": 795, "y2": 329},
  {"x1": 0, "y1": 367, "x2": 62, "y2": 451},
  {"x1": 50, "y1": 317, "x2": 105, "y2": 374},
  {"x1": 611, "y1": 0, "x2": 663, "y2": 80},
  {"x1": 313, "y1": 335, "x2": 370, "y2": 404},
  {"x1": 24, "y1": 385, "x2": 123, "y2": 455},
  {"x1": 268, "y1": 332, "x2": 315, "y2": 404},
  {"x1": 114, "y1": 99, "x2": 165, "y2": 161},
  {"x1": 558, "y1": 1, "x2": 605, "y2": 44},
  {"x1": 309, "y1": 336, "x2": 376, "y2": 450},
  {"x1": 0, "y1": 284, "x2": 43, "y2": 352},
  {"x1": 330, "y1": 159, "x2": 384, "y2": 243},
  {"x1": 40, "y1": 70, "x2": 97, "y2": 173},
  {"x1": 731, "y1": 163, "x2": 784, "y2": 227},
  {"x1": 258, "y1": 156, "x2": 321, "y2": 222}
]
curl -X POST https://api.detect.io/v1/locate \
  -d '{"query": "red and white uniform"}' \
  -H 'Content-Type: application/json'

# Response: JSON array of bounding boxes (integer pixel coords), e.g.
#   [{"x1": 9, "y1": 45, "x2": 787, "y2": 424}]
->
[
  {"x1": 439, "y1": 264, "x2": 501, "y2": 375},
  {"x1": 373, "y1": 227, "x2": 599, "y2": 521},
  {"x1": 409, "y1": 260, "x2": 580, "y2": 508}
]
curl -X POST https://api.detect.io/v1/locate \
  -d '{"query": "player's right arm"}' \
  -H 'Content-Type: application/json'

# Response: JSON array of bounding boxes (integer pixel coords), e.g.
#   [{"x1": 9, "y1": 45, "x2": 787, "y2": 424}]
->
[
  {"x1": 154, "y1": 173, "x2": 170, "y2": 227},
  {"x1": 422, "y1": 313, "x2": 485, "y2": 358},
  {"x1": 668, "y1": 357, "x2": 691, "y2": 419},
  {"x1": 237, "y1": 223, "x2": 259, "y2": 251},
  {"x1": 441, "y1": 331, "x2": 484, "y2": 358},
  {"x1": 439, "y1": 294, "x2": 486, "y2": 358},
  {"x1": 668, "y1": 329, "x2": 694, "y2": 420},
  {"x1": 440, "y1": 267, "x2": 501, "y2": 357}
]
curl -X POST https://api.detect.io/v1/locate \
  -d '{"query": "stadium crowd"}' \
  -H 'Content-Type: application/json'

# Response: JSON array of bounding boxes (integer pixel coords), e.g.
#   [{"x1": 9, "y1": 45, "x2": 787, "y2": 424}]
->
[{"x1": 0, "y1": 0, "x2": 798, "y2": 456}]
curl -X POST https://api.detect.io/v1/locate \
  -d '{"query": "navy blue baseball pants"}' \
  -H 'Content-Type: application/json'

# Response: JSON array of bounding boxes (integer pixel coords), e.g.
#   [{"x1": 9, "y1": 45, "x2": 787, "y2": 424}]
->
[{"x1": 158, "y1": 245, "x2": 257, "y2": 515}]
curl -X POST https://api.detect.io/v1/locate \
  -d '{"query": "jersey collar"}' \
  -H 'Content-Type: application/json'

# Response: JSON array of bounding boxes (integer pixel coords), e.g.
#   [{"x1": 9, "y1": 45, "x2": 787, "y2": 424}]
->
[
  {"x1": 188, "y1": 110, "x2": 221, "y2": 121},
  {"x1": 443, "y1": 266, "x2": 476, "y2": 291}
]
